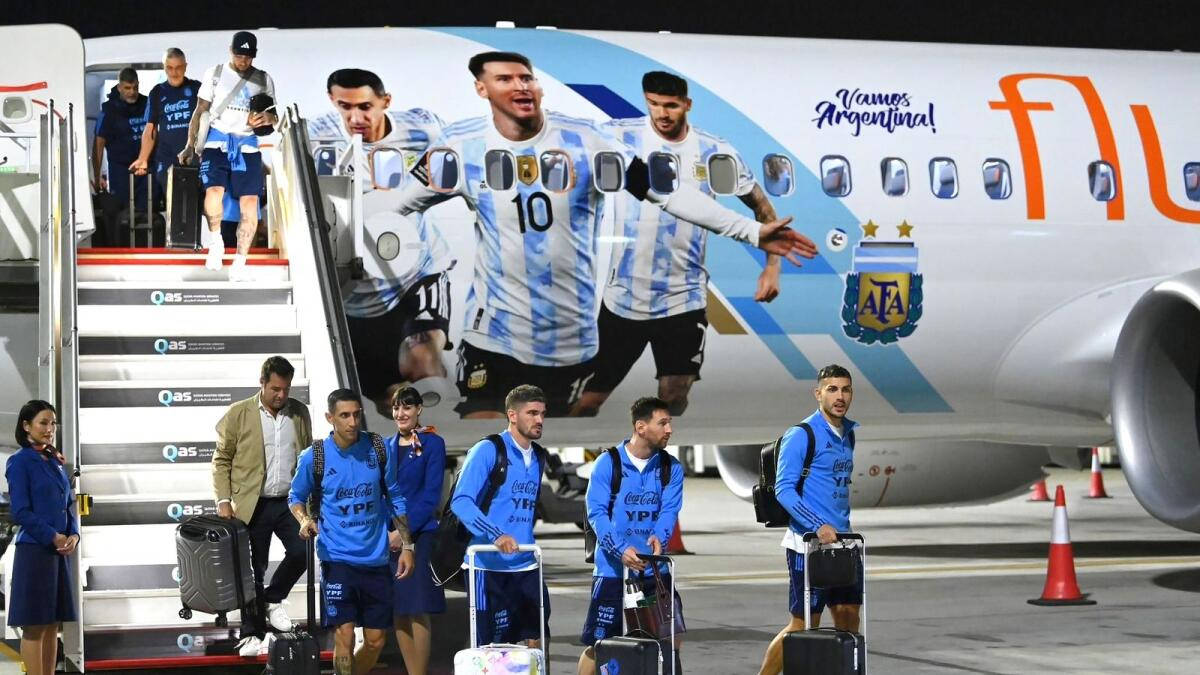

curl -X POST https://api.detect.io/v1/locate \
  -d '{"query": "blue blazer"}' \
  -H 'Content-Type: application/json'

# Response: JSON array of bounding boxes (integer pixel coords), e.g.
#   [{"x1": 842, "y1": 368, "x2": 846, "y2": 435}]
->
[
  {"x1": 6, "y1": 446, "x2": 77, "y2": 546},
  {"x1": 385, "y1": 430, "x2": 446, "y2": 534}
]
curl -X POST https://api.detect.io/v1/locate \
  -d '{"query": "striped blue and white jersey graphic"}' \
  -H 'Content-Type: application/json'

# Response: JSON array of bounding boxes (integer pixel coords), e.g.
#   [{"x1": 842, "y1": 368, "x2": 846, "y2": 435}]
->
[
  {"x1": 309, "y1": 108, "x2": 455, "y2": 318},
  {"x1": 602, "y1": 117, "x2": 756, "y2": 320},
  {"x1": 398, "y1": 111, "x2": 636, "y2": 367}
]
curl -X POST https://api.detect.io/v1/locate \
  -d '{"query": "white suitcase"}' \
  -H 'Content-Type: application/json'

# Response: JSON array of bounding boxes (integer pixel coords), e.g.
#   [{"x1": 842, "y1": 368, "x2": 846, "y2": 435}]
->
[{"x1": 453, "y1": 544, "x2": 547, "y2": 674}]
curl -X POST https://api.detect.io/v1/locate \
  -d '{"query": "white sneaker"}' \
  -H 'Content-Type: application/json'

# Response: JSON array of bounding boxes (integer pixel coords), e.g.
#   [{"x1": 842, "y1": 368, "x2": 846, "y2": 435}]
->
[
  {"x1": 236, "y1": 635, "x2": 262, "y2": 658},
  {"x1": 228, "y1": 254, "x2": 252, "y2": 281},
  {"x1": 204, "y1": 234, "x2": 224, "y2": 271},
  {"x1": 266, "y1": 602, "x2": 293, "y2": 632},
  {"x1": 259, "y1": 632, "x2": 276, "y2": 656}
]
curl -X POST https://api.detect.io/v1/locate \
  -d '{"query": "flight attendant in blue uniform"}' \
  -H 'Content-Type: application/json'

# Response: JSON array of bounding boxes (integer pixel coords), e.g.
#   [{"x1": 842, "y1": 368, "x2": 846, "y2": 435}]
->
[
  {"x1": 385, "y1": 387, "x2": 446, "y2": 675},
  {"x1": 7, "y1": 400, "x2": 78, "y2": 675}
]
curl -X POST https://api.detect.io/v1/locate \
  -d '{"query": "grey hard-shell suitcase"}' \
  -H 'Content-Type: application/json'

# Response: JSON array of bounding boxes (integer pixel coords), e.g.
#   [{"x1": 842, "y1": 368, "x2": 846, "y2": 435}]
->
[{"x1": 175, "y1": 514, "x2": 255, "y2": 627}]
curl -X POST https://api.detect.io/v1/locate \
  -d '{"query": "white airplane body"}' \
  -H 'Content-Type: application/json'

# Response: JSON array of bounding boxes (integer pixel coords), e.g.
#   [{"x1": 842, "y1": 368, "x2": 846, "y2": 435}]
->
[{"x1": 2, "y1": 29, "x2": 1199, "y2": 664}]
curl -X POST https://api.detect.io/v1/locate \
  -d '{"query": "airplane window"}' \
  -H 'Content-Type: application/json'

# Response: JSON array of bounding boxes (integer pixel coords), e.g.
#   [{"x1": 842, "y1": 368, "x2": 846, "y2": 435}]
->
[
  {"x1": 312, "y1": 146, "x2": 338, "y2": 177},
  {"x1": 881, "y1": 157, "x2": 909, "y2": 197},
  {"x1": 821, "y1": 155, "x2": 852, "y2": 197},
  {"x1": 485, "y1": 149, "x2": 516, "y2": 191},
  {"x1": 1088, "y1": 160, "x2": 1117, "y2": 202},
  {"x1": 1, "y1": 95, "x2": 31, "y2": 123},
  {"x1": 649, "y1": 151, "x2": 680, "y2": 194},
  {"x1": 707, "y1": 154, "x2": 739, "y2": 195},
  {"x1": 427, "y1": 148, "x2": 460, "y2": 192},
  {"x1": 762, "y1": 154, "x2": 794, "y2": 197},
  {"x1": 369, "y1": 147, "x2": 406, "y2": 190},
  {"x1": 929, "y1": 157, "x2": 958, "y2": 199},
  {"x1": 1183, "y1": 163, "x2": 1200, "y2": 202},
  {"x1": 982, "y1": 159, "x2": 1012, "y2": 200},
  {"x1": 593, "y1": 152, "x2": 625, "y2": 193},
  {"x1": 540, "y1": 151, "x2": 573, "y2": 192}
]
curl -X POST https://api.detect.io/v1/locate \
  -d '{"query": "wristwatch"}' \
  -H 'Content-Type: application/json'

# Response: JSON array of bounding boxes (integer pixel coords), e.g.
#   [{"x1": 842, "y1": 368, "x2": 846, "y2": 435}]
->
[{"x1": 402, "y1": 543, "x2": 416, "y2": 552}]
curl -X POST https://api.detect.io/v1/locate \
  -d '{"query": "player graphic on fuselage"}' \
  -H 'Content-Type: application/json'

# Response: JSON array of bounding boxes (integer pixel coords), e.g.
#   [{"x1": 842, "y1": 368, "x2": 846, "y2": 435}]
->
[
  {"x1": 308, "y1": 69, "x2": 456, "y2": 413},
  {"x1": 393, "y1": 51, "x2": 816, "y2": 419},
  {"x1": 571, "y1": 71, "x2": 814, "y2": 417}
]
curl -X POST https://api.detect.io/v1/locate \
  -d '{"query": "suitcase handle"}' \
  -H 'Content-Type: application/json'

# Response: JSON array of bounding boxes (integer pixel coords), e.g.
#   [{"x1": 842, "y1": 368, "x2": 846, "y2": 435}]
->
[
  {"x1": 801, "y1": 531, "x2": 863, "y2": 544},
  {"x1": 464, "y1": 544, "x2": 545, "y2": 656}
]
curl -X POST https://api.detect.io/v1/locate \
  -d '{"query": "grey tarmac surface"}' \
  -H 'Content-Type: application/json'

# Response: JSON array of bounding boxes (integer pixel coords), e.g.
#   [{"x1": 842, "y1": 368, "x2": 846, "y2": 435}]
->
[{"x1": 6, "y1": 466, "x2": 1199, "y2": 673}]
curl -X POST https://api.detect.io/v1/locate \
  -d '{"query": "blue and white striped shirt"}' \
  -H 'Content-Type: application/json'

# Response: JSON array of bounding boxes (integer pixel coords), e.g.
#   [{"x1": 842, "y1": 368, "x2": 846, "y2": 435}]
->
[
  {"x1": 308, "y1": 108, "x2": 455, "y2": 318},
  {"x1": 603, "y1": 117, "x2": 755, "y2": 319},
  {"x1": 398, "y1": 111, "x2": 636, "y2": 367}
]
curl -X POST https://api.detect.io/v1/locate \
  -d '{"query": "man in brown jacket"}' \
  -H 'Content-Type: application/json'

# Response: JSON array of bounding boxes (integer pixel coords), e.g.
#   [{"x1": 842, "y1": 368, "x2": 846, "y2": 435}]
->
[{"x1": 213, "y1": 356, "x2": 312, "y2": 656}]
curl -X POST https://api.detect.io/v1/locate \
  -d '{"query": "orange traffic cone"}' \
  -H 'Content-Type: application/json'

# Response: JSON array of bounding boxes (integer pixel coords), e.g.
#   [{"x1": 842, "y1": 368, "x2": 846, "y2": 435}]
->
[
  {"x1": 1029, "y1": 479, "x2": 1051, "y2": 502},
  {"x1": 665, "y1": 521, "x2": 692, "y2": 555},
  {"x1": 1028, "y1": 485, "x2": 1096, "y2": 606},
  {"x1": 1085, "y1": 448, "x2": 1110, "y2": 499}
]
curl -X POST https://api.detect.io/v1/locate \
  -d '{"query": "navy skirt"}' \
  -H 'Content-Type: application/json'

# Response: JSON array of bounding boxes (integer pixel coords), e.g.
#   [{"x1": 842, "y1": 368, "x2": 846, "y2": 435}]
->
[
  {"x1": 8, "y1": 542, "x2": 76, "y2": 627},
  {"x1": 389, "y1": 529, "x2": 445, "y2": 616}
]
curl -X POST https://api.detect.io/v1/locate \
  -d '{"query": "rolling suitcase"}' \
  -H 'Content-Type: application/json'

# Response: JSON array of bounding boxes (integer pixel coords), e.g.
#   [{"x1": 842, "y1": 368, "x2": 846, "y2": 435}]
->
[
  {"x1": 265, "y1": 536, "x2": 320, "y2": 674},
  {"x1": 175, "y1": 514, "x2": 255, "y2": 627},
  {"x1": 166, "y1": 164, "x2": 203, "y2": 249},
  {"x1": 595, "y1": 554, "x2": 679, "y2": 675},
  {"x1": 783, "y1": 532, "x2": 867, "y2": 674},
  {"x1": 120, "y1": 171, "x2": 164, "y2": 246},
  {"x1": 453, "y1": 544, "x2": 546, "y2": 674}
]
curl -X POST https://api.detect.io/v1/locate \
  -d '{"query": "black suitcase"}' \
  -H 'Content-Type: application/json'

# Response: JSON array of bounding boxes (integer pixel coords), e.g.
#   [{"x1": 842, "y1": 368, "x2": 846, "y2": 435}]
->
[
  {"x1": 595, "y1": 635, "x2": 662, "y2": 675},
  {"x1": 783, "y1": 532, "x2": 867, "y2": 674},
  {"x1": 265, "y1": 536, "x2": 320, "y2": 674},
  {"x1": 175, "y1": 515, "x2": 256, "y2": 627},
  {"x1": 166, "y1": 164, "x2": 203, "y2": 249},
  {"x1": 784, "y1": 628, "x2": 865, "y2": 674}
]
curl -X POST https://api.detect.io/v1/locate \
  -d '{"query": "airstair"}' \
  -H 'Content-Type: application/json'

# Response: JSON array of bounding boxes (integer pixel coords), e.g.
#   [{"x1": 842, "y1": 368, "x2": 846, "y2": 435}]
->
[{"x1": 10, "y1": 104, "x2": 356, "y2": 670}]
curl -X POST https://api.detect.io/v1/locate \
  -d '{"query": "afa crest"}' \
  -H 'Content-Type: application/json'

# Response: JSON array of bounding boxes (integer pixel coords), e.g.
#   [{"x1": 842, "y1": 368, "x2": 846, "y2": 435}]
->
[{"x1": 842, "y1": 221, "x2": 923, "y2": 345}]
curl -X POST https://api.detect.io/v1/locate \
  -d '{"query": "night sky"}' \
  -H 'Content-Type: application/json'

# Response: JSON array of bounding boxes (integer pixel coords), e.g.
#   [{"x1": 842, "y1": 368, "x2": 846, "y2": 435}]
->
[{"x1": 5, "y1": 0, "x2": 1200, "y2": 52}]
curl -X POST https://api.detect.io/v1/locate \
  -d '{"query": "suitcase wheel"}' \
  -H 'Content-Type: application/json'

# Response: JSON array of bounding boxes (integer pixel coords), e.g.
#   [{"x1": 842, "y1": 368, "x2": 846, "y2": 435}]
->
[
  {"x1": 215, "y1": 612, "x2": 228, "y2": 628},
  {"x1": 179, "y1": 607, "x2": 192, "y2": 620}
]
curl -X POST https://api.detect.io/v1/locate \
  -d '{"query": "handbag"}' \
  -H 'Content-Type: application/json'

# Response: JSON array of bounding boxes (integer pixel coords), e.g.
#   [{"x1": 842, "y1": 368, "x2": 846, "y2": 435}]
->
[
  {"x1": 806, "y1": 540, "x2": 862, "y2": 588},
  {"x1": 623, "y1": 564, "x2": 674, "y2": 641}
]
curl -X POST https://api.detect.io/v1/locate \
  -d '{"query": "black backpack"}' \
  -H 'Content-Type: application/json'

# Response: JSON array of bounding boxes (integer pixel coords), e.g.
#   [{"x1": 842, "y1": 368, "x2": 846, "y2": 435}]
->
[
  {"x1": 753, "y1": 423, "x2": 854, "y2": 528},
  {"x1": 583, "y1": 447, "x2": 674, "y2": 563},
  {"x1": 430, "y1": 434, "x2": 547, "y2": 586}
]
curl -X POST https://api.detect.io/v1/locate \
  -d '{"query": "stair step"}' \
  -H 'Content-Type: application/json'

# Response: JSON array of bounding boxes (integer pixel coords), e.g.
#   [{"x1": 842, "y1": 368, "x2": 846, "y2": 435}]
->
[
  {"x1": 78, "y1": 406, "x2": 291, "y2": 444},
  {"x1": 84, "y1": 559, "x2": 297, "y2": 592},
  {"x1": 78, "y1": 263, "x2": 290, "y2": 282},
  {"x1": 79, "y1": 305, "x2": 298, "y2": 334},
  {"x1": 80, "y1": 353, "x2": 306, "y2": 382},
  {"x1": 79, "y1": 379, "x2": 309, "y2": 409},
  {"x1": 82, "y1": 584, "x2": 310, "y2": 628},
  {"x1": 79, "y1": 247, "x2": 280, "y2": 256},
  {"x1": 82, "y1": 440, "x2": 217, "y2": 465},
  {"x1": 79, "y1": 333, "x2": 301, "y2": 357},
  {"x1": 84, "y1": 494, "x2": 222, "y2": 526},
  {"x1": 81, "y1": 525, "x2": 299, "y2": 567},
  {"x1": 81, "y1": 465, "x2": 210, "y2": 497},
  {"x1": 78, "y1": 281, "x2": 293, "y2": 306},
  {"x1": 78, "y1": 252, "x2": 280, "y2": 262}
]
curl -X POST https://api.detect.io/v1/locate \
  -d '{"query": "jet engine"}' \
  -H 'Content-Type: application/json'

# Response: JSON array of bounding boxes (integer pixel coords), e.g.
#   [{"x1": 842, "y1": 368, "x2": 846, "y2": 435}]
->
[
  {"x1": 715, "y1": 440, "x2": 1048, "y2": 508},
  {"x1": 1111, "y1": 270, "x2": 1200, "y2": 532}
]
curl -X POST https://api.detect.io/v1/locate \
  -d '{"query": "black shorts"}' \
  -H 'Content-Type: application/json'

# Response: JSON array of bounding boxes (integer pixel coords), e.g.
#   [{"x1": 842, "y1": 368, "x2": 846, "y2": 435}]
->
[
  {"x1": 584, "y1": 303, "x2": 708, "y2": 394},
  {"x1": 454, "y1": 341, "x2": 593, "y2": 417},
  {"x1": 199, "y1": 147, "x2": 264, "y2": 199},
  {"x1": 347, "y1": 273, "x2": 451, "y2": 399}
]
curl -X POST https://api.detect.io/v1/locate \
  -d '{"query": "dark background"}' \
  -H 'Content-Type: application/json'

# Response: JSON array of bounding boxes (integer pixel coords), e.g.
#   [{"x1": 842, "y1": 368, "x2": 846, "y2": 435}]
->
[{"x1": 5, "y1": 0, "x2": 1200, "y2": 51}]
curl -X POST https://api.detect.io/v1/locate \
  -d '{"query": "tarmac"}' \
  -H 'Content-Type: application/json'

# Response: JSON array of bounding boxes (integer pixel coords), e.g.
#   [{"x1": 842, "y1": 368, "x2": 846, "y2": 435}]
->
[{"x1": 5, "y1": 465, "x2": 1200, "y2": 673}]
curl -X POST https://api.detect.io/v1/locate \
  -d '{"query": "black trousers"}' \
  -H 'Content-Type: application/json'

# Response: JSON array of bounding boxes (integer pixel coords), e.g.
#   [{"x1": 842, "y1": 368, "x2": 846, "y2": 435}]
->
[{"x1": 242, "y1": 496, "x2": 306, "y2": 637}]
